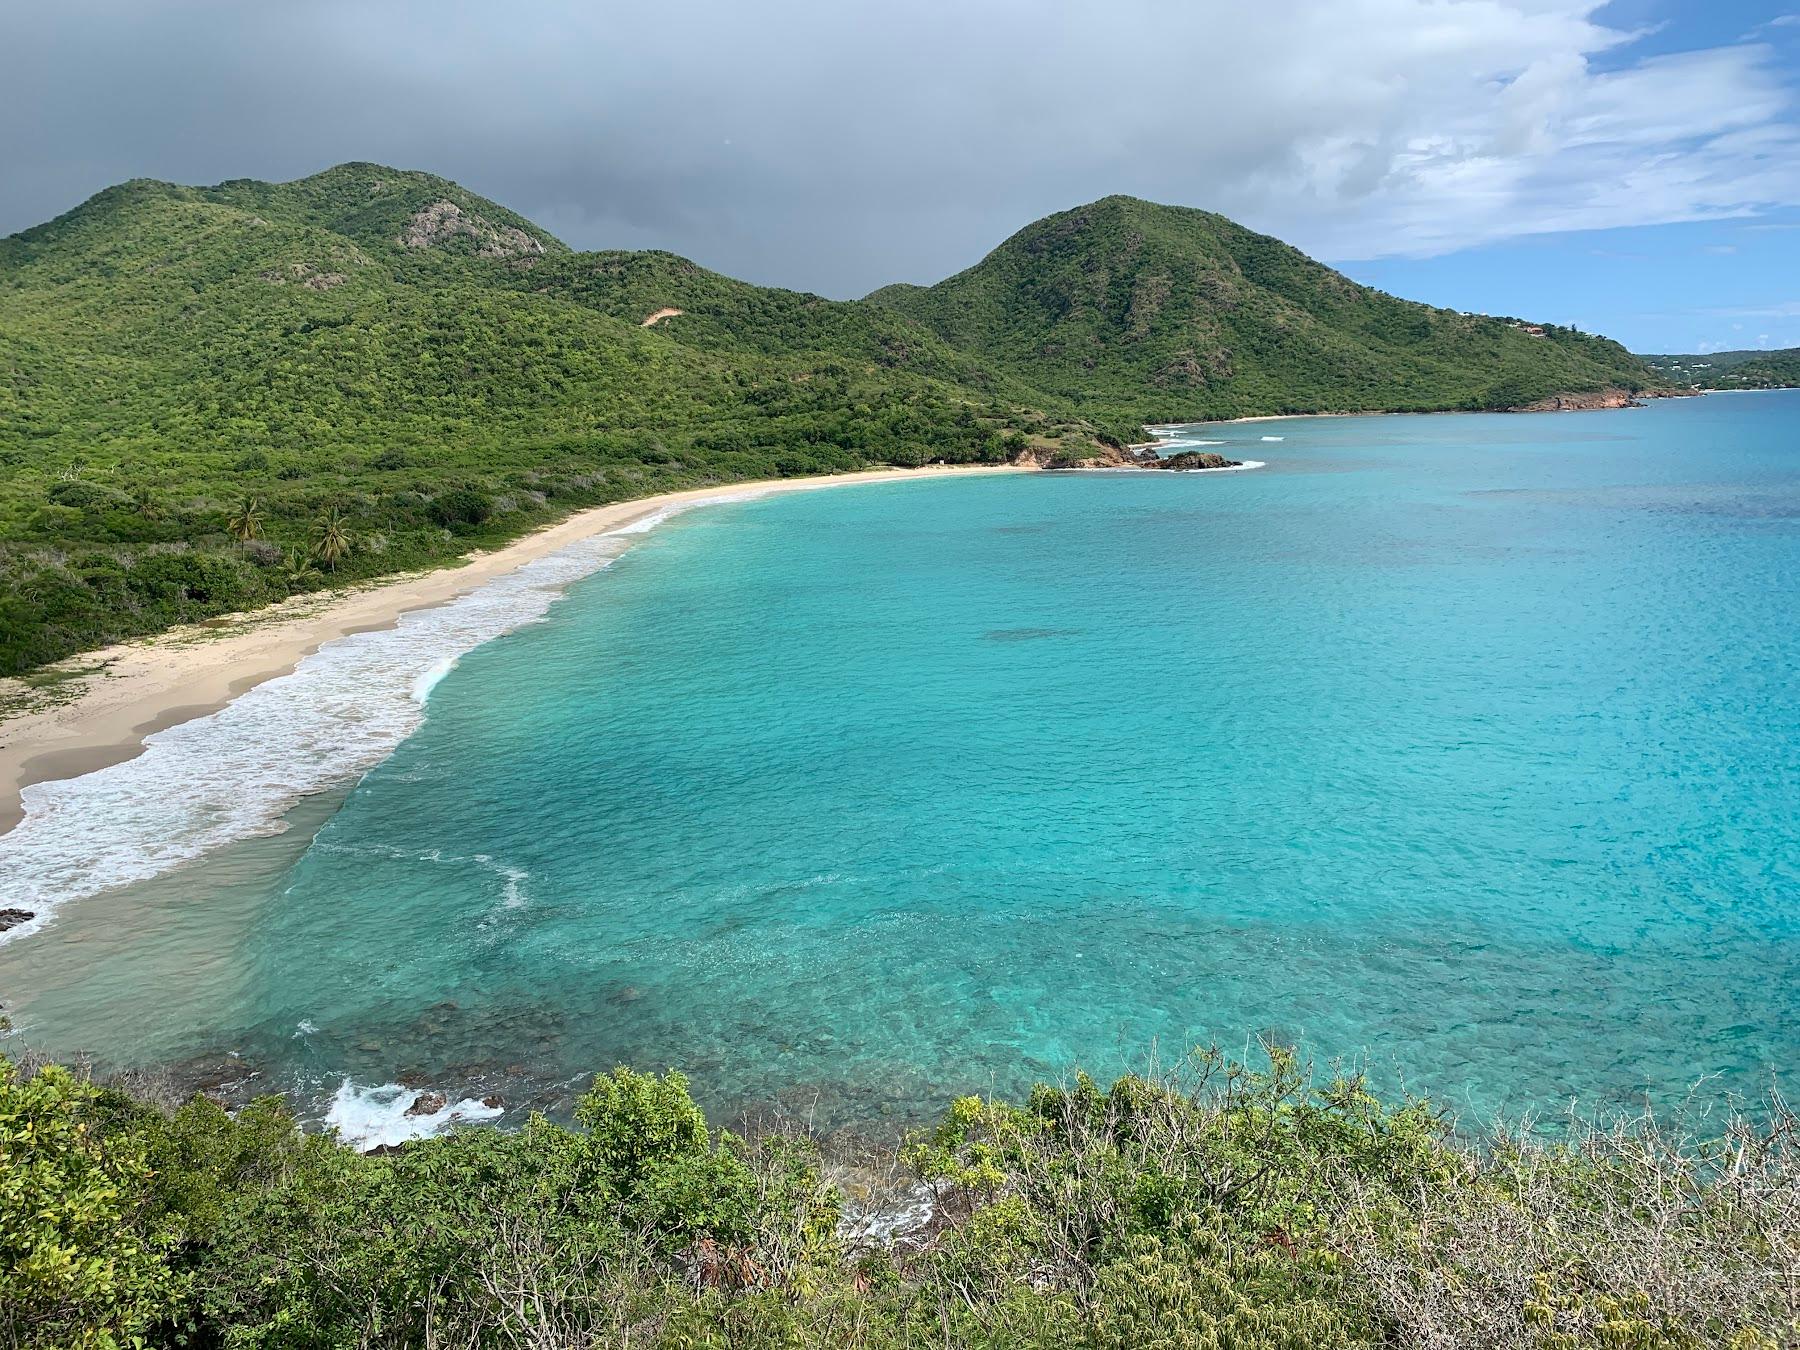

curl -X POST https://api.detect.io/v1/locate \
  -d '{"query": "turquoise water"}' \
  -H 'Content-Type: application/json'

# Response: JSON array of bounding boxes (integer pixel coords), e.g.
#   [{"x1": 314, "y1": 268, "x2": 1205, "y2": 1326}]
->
[{"x1": 5, "y1": 393, "x2": 1798, "y2": 1129}]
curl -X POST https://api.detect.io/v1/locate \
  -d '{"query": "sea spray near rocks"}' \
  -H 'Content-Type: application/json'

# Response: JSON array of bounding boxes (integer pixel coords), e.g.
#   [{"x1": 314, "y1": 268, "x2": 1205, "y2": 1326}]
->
[{"x1": 324, "y1": 1078, "x2": 505, "y2": 1149}]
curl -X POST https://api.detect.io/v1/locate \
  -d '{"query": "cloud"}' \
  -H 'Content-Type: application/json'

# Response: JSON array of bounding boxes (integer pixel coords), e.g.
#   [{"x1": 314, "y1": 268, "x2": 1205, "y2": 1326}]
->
[
  {"x1": 1743, "y1": 13, "x2": 1800, "y2": 37},
  {"x1": 1717, "y1": 301, "x2": 1800, "y2": 318},
  {"x1": 4, "y1": 0, "x2": 1800, "y2": 295}
]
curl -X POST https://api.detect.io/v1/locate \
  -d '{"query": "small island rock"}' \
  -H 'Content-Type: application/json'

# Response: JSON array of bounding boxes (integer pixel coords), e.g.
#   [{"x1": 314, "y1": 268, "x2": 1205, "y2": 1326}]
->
[{"x1": 1158, "y1": 450, "x2": 1239, "y2": 470}]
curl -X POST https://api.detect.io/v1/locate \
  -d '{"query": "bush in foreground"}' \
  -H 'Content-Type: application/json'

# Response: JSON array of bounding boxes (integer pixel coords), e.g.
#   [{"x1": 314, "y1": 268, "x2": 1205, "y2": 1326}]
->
[{"x1": 1, "y1": 1049, "x2": 1793, "y2": 1348}]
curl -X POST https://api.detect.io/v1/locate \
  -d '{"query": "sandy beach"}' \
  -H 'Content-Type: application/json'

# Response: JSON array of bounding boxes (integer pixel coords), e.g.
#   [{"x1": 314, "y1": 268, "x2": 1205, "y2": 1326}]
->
[{"x1": 0, "y1": 463, "x2": 1024, "y2": 836}]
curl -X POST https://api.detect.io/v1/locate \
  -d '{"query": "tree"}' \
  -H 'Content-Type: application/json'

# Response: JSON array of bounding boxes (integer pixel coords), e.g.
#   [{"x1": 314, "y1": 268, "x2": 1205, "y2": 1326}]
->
[
  {"x1": 225, "y1": 495, "x2": 264, "y2": 552},
  {"x1": 312, "y1": 507, "x2": 350, "y2": 572},
  {"x1": 283, "y1": 549, "x2": 320, "y2": 588}
]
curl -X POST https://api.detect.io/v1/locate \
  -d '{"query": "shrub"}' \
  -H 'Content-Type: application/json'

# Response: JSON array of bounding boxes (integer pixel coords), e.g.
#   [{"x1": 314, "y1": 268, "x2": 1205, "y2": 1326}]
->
[
  {"x1": 1090, "y1": 1227, "x2": 1366, "y2": 1349},
  {"x1": 47, "y1": 481, "x2": 130, "y2": 511},
  {"x1": 26, "y1": 504, "x2": 85, "y2": 534},
  {"x1": 431, "y1": 487, "x2": 494, "y2": 527},
  {"x1": 0, "y1": 1060, "x2": 183, "y2": 1350},
  {"x1": 1, "y1": 1050, "x2": 1793, "y2": 1347}
]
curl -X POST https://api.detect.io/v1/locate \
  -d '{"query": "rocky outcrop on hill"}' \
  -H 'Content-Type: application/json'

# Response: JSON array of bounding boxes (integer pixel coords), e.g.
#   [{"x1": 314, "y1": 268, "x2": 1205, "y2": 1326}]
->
[{"x1": 399, "y1": 201, "x2": 546, "y2": 260}]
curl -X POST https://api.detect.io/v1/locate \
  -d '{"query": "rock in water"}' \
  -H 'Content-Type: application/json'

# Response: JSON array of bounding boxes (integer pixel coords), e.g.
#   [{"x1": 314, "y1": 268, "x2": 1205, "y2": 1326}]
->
[
  {"x1": 1015, "y1": 444, "x2": 1243, "y2": 470},
  {"x1": 1159, "y1": 450, "x2": 1241, "y2": 470},
  {"x1": 0, "y1": 908, "x2": 34, "y2": 932},
  {"x1": 404, "y1": 1091, "x2": 449, "y2": 1118}
]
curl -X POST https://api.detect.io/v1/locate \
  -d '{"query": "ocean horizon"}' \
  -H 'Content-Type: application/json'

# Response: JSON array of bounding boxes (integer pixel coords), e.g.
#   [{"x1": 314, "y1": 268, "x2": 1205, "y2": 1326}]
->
[{"x1": 3, "y1": 393, "x2": 1797, "y2": 1144}]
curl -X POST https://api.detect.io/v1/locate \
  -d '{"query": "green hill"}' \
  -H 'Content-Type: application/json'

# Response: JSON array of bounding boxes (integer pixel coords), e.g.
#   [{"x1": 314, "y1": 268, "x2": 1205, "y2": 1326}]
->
[
  {"x1": 0, "y1": 169, "x2": 1665, "y2": 673},
  {"x1": 1642, "y1": 348, "x2": 1800, "y2": 389},
  {"x1": 868, "y1": 195, "x2": 1658, "y2": 421},
  {"x1": 0, "y1": 166, "x2": 1109, "y2": 672}
]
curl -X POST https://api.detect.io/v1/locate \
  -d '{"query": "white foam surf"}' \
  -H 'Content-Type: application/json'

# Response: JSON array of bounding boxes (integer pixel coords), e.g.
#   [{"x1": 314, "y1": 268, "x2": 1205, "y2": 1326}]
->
[
  {"x1": 410, "y1": 656, "x2": 458, "y2": 704},
  {"x1": 324, "y1": 1079, "x2": 504, "y2": 1149},
  {"x1": 609, "y1": 505, "x2": 682, "y2": 535},
  {"x1": 838, "y1": 1181, "x2": 938, "y2": 1249},
  {"x1": 0, "y1": 493, "x2": 758, "y2": 946}
]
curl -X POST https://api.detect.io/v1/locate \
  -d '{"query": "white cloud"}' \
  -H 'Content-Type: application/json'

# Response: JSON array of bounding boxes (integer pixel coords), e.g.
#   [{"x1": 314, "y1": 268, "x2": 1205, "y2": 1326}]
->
[
  {"x1": 5, "y1": 0, "x2": 1800, "y2": 292},
  {"x1": 1719, "y1": 301, "x2": 1800, "y2": 318},
  {"x1": 1257, "y1": 38, "x2": 1800, "y2": 259}
]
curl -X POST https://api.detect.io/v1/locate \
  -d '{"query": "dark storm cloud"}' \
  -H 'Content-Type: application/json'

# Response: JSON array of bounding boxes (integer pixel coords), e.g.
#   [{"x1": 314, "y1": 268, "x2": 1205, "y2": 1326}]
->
[{"x1": 6, "y1": 1, "x2": 1800, "y2": 297}]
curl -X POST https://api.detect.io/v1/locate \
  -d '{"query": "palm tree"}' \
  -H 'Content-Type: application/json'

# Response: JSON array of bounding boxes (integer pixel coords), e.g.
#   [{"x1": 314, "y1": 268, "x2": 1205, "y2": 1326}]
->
[
  {"x1": 312, "y1": 507, "x2": 351, "y2": 573},
  {"x1": 283, "y1": 548, "x2": 320, "y2": 588},
  {"x1": 226, "y1": 495, "x2": 264, "y2": 551}
]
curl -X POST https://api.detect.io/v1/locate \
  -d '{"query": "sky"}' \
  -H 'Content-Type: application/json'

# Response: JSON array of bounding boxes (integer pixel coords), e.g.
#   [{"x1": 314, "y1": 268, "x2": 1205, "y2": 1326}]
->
[{"x1": 7, "y1": 0, "x2": 1799, "y2": 354}]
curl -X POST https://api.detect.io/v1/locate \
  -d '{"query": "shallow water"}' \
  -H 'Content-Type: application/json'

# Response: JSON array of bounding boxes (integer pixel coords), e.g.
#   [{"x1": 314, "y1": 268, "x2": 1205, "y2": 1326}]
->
[{"x1": 4, "y1": 394, "x2": 1798, "y2": 1134}]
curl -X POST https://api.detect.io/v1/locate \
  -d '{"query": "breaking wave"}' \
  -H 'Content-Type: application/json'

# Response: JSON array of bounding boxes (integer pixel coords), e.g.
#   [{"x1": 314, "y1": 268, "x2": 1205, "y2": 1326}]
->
[{"x1": 323, "y1": 1079, "x2": 504, "y2": 1148}]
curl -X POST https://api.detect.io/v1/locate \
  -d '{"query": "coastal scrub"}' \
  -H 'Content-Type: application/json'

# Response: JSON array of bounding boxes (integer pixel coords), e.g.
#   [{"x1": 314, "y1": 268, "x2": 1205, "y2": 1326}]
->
[{"x1": 2, "y1": 1048, "x2": 1792, "y2": 1348}]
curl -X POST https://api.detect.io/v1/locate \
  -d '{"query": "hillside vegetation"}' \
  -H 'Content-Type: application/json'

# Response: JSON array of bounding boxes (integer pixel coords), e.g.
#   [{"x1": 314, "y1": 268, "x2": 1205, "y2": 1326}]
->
[
  {"x1": 4, "y1": 1048, "x2": 1793, "y2": 1349},
  {"x1": 1642, "y1": 348, "x2": 1800, "y2": 390},
  {"x1": 0, "y1": 166, "x2": 1106, "y2": 673},
  {"x1": 1, "y1": 166, "x2": 1662, "y2": 673},
  {"x1": 868, "y1": 196, "x2": 1657, "y2": 422}
]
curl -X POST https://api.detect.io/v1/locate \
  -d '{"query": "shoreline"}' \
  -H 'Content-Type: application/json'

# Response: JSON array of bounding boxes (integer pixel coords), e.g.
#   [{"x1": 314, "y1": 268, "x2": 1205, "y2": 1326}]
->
[
  {"x1": 0, "y1": 464, "x2": 1024, "y2": 838},
  {"x1": 1147, "y1": 387, "x2": 1711, "y2": 431}
]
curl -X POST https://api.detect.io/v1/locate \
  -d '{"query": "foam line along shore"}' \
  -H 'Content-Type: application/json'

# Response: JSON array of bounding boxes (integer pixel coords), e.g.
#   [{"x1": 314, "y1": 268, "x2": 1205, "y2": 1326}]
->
[{"x1": 0, "y1": 465, "x2": 1027, "y2": 936}]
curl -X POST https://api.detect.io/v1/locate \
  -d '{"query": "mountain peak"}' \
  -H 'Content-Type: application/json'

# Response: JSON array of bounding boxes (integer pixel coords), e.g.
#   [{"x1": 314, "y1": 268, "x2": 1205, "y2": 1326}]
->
[{"x1": 872, "y1": 198, "x2": 1654, "y2": 420}]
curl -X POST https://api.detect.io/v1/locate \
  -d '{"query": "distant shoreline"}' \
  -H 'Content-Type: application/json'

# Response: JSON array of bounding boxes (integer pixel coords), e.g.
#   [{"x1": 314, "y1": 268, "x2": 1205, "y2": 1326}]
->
[
  {"x1": 0, "y1": 464, "x2": 1025, "y2": 839},
  {"x1": 1147, "y1": 387, "x2": 1716, "y2": 431}
]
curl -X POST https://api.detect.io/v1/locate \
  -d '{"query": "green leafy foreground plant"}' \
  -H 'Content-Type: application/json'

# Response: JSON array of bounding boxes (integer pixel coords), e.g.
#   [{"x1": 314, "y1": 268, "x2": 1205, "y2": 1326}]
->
[
  {"x1": 0, "y1": 1060, "x2": 184, "y2": 1349},
  {"x1": 2, "y1": 1049, "x2": 1793, "y2": 1348}
]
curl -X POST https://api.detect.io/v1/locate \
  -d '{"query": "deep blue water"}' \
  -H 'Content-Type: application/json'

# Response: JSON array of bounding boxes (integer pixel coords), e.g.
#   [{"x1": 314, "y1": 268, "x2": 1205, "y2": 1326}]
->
[{"x1": 6, "y1": 393, "x2": 1798, "y2": 1129}]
